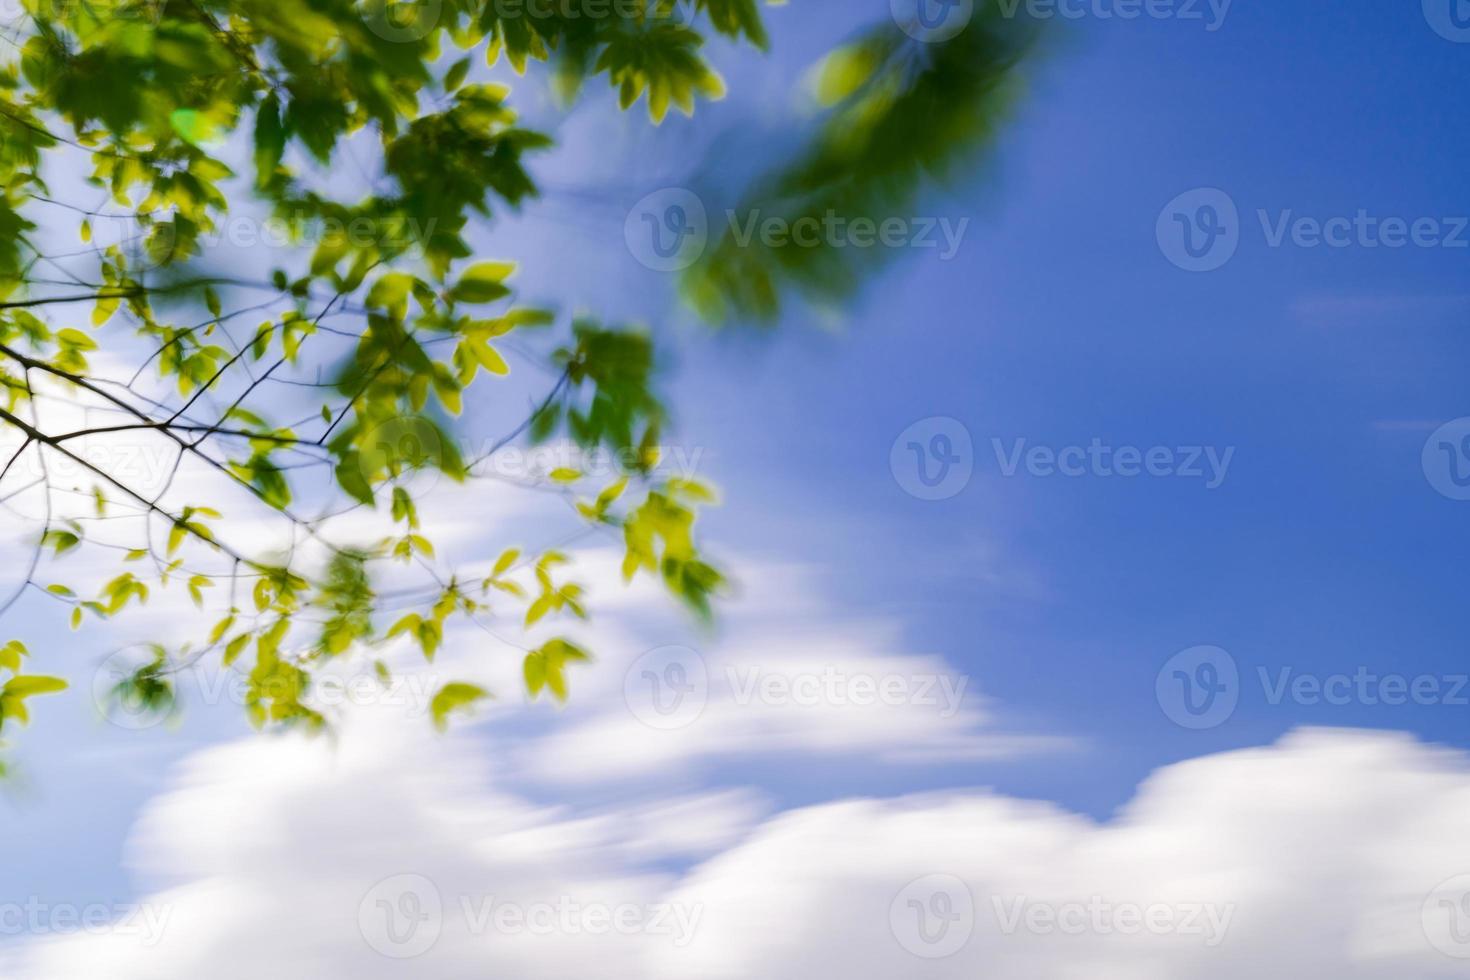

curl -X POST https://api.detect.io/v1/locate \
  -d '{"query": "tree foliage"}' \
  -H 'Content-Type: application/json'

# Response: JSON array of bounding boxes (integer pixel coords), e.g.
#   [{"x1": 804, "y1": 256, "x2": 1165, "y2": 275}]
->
[{"x1": 0, "y1": 0, "x2": 1036, "y2": 766}]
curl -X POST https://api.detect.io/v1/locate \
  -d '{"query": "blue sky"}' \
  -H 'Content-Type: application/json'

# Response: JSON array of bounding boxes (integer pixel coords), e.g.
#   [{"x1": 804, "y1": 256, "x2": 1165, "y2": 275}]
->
[
  {"x1": 4, "y1": 0, "x2": 1470, "y2": 968},
  {"x1": 565, "y1": 0, "x2": 1470, "y2": 811}
]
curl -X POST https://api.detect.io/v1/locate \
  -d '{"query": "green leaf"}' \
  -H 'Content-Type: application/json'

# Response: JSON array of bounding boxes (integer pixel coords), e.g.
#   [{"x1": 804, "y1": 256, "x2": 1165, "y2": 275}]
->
[
  {"x1": 335, "y1": 454, "x2": 375, "y2": 506},
  {"x1": 253, "y1": 92, "x2": 287, "y2": 181},
  {"x1": 223, "y1": 634, "x2": 250, "y2": 667},
  {"x1": 468, "y1": 336, "x2": 509, "y2": 375},
  {"x1": 523, "y1": 651, "x2": 546, "y2": 695},
  {"x1": 491, "y1": 548, "x2": 520, "y2": 577},
  {"x1": 3, "y1": 675, "x2": 68, "y2": 698},
  {"x1": 430, "y1": 682, "x2": 490, "y2": 731},
  {"x1": 448, "y1": 262, "x2": 515, "y2": 304},
  {"x1": 524, "y1": 639, "x2": 591, "y2": 702},
  {"x1": 366, "y1": 272, "x2": 416, "y2": 319},
  {"x1": 57, "y1": 328, "x2": 97, "y2": 350},
  {"x1": 0, "y1": 641, "x2": 27, "y2": 674},
  {"x1": 445, "y1": 57, "x2": 471, "y2": 92},
  {"x1": 43, "y1": 530, "x2": 81, "y2": 556}
]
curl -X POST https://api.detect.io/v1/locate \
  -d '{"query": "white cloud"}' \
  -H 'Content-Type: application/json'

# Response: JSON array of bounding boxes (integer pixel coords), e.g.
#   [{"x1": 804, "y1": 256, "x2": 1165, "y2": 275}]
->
[
  {"x1": 499, "y1": 553, "x2": 1063, "y2": 783},
  {"x1": 5, "y1": 726, "x2": 1470, "y2": 978},
  {"x1": 660, "y1": 728, "x2": 1470, "y2": 979},
  {"x1": 523, "y1": 627, "x2": 1055, "y2": 781}
]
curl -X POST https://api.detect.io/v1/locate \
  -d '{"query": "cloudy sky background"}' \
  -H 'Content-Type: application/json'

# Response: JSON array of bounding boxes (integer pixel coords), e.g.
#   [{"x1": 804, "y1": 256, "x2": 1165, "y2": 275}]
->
[{"x1": 3, "y1": 0, "x2": 1470, "y2": 975}]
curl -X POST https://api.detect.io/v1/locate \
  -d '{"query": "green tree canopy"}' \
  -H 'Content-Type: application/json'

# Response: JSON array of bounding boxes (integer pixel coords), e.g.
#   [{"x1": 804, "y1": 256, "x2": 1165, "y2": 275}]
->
[{"x1": 0, "y1": 0, "x2": 1035, "y2": 767}]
